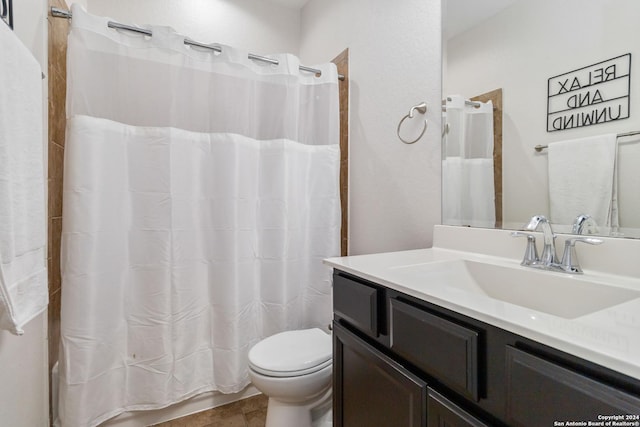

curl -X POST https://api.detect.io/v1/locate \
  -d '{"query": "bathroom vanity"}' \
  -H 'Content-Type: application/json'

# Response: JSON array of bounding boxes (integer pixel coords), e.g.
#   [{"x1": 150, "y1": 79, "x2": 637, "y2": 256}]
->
[{"x1": 326, "y1": 226, "x2": 640, "y2": 427}]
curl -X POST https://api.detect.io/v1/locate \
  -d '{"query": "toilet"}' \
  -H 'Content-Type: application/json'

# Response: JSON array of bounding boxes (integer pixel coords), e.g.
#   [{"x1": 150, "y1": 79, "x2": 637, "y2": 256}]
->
[{"x1": 248, "y1": 328, "x2": 333, "y2": 427}]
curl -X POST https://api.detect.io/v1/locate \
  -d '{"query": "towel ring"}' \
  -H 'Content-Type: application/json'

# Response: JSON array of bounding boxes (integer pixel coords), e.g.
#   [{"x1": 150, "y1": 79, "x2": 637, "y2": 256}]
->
[
  {"x1": 442, "y1": 122, "x2": 450, "y2": 137},
  {"x1": 397, "y1": 102, "x2": 428, "y2": 144}
]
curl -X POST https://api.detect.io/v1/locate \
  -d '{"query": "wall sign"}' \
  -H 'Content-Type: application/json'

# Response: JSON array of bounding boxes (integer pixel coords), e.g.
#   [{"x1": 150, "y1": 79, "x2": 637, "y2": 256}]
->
[
  {"x1": 547, "y1": 53, "x2": 631, "y2": 132},
  {"x1": 1, "y1": 0, "x2": 13, "y2": 29}
]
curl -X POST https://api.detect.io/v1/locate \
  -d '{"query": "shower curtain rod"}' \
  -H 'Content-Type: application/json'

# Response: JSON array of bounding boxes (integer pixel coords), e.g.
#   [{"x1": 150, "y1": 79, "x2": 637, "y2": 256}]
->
[
  {"x1": 50, "y1": 6, "x2": 345, "y2": 81},
  {"x1": 534, "y1": 130, "x2": 640, "y2": 152},
  {"x1": 441, "y1": 97, "x2": 496, "y2": 112},
  {"x1": 441, "y1": 97, "x2": 482, "y2": 108}
]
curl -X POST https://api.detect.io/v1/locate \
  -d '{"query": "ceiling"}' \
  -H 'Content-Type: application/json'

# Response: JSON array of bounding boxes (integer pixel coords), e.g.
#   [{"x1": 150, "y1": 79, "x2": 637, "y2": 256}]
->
[
  {"x1": 262, "y1": 0, "x2": 519, "y2": 36},
  {"x1": 264, "y1": 0, "x2": 310, "y2": 9},
  {"x1": 444, "y1": 0, "x2": 519, "y2": 40},
  {"x1": 261, "y1": 0, "x2": 519, "y2": 38}
]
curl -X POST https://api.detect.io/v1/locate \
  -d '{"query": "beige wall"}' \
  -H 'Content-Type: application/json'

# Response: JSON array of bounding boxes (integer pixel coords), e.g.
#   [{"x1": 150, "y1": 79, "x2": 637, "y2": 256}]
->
[{"x1": 300, "y1": 0, "x2": 443, "y2": 255}]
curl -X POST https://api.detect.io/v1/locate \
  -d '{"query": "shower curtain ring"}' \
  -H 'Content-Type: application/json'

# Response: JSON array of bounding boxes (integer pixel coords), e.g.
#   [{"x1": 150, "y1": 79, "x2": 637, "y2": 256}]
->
[{"x1": 398, "y1": 102, "x2": 428, "y2": 144}]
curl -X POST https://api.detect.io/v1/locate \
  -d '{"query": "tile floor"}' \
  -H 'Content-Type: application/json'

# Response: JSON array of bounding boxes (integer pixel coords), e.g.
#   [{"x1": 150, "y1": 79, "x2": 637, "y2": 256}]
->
[{"x1": 152, "y1": 394, "x2": 268, "y2": 427}]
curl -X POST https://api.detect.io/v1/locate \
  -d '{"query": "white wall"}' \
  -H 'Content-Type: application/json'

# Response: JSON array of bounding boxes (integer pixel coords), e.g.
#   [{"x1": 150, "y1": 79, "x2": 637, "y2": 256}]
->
[
  {"x1": 86, "y1": 0, "x2": 302, "y2": 55},
  {"x1": 0, "y1": 0, "x2": 49, "y2": 426},
  {"x1": 445, "y1": 0, "x2": 640, "y2": 231},
  {"x1": 300, "y1": 0, "x2": 442, "y2": 255}
]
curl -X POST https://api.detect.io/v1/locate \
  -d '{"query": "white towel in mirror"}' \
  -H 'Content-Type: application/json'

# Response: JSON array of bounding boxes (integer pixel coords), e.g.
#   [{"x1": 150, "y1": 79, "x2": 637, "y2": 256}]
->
[{"x1": 548, "y1": 134, "x2": 618, "y2": 230}]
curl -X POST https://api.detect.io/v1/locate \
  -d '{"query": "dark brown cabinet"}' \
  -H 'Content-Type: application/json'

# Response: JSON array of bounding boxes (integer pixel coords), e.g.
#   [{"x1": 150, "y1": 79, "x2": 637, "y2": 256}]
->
[
  {"x1": 332, "y1": 270, "x2": 640, "y2": 427},
  {"x1": 505, "y1": 346, "x2": 640, "y2": 426},
  {"x1": 427, "y1": 388, "x2": 488, "y2": 427},
  {"x1": 333, "y1": 322, "x2": 427, "y2": 427},
  {"x1": 390, "y1": 298, "x2": 480, "y2": 401},
  {"x1": 333, "y1": 273, "x2": 381, "y2": 337}
]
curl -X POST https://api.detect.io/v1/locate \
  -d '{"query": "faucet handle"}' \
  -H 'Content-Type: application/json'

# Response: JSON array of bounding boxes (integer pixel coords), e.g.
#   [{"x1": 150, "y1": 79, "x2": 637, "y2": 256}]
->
[
  {"x1": 565, "y1": 237, "x2": 604, "y2": 246},
  {"x1": 572, "y1": 214, "x2": 598, "y2": 235},
  {"x1": 511, "y1": 231, "x2": 539, "y2": 266},
  {"x1": 560, "y1": 237, "x2": 604, "y2": 273}
]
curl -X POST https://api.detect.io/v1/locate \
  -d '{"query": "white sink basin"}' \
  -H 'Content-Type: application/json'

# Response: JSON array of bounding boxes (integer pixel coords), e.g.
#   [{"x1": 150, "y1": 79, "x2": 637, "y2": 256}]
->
[{"x1": 389, "y1": 260, "x2": 640, "y2": 319}]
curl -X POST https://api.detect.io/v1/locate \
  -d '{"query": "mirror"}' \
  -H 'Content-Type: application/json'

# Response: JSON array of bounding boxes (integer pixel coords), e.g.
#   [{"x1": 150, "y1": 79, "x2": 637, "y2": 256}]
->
[{"x1": 443, "y1": 0, "x2": 640, "y2": 238}]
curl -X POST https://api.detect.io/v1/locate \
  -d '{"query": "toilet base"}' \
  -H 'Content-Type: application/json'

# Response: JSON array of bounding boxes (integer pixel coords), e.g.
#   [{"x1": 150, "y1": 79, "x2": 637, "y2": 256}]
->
[{"x1": 265, "y1": 387, "x2": 332, "y2": 427}]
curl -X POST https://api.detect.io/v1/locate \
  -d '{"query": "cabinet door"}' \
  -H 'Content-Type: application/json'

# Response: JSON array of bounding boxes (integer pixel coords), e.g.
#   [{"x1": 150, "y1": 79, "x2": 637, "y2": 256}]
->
[
  {"x1": 333, "y1": 322, "x2": 427, "y2": 427},
  {"x1": 390, "y1": 298, "x2": 480, "y2": 401},
  {"x1": 427, "y1": 388, "x2": 489, "y2": 427},
  {"x1": 506, "y1": 346, "x2": 640, "y2": 426}
]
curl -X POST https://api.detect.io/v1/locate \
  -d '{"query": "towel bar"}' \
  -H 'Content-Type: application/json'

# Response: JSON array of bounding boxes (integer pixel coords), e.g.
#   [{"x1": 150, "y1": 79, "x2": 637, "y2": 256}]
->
[{"x1": 535, "y1": 130, "x2": 640, "y2": 152}]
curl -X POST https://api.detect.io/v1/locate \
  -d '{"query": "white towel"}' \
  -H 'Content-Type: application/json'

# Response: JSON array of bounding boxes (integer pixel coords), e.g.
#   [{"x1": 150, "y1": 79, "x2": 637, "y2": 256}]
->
[
  {"x1": 0, "y1": 22, "x2": 48, "y2": 335},
  {"x1": 548, "y1": 134, "x2": 618, "y2": 230}
]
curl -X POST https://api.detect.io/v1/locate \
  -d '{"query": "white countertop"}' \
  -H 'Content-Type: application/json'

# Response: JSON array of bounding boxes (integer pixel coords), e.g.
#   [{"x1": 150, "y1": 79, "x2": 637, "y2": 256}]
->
[{"x1": 324, "y1": 226, "x2": 640, "y2": 380}]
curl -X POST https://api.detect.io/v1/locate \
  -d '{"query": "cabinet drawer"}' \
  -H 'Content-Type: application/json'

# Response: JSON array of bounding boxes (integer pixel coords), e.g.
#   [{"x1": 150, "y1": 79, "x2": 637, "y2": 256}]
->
[
  {"x1": 427, "y1": 388, "x2": 489, "y2": 427},
  {"x1": 390, "y1": 299, "x2": 480, "y2": 401},
  {"x1": 506, "y1": 346, "x2": 640, "y2": 426},
  {"x1": 333, "y1": 273, "x2": 380, "y2": 337}
]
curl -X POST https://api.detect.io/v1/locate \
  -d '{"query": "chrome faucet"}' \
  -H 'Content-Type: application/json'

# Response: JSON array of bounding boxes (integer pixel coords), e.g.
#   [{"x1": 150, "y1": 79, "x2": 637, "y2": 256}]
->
[
  {"x1": 513, "y1": 215, "x2": 604, "y2": 274},
  {"x1": 559, "y1": 236, "x2": 604, "y2": 273},
  {"x1": 524, "y1": 215, "x2": 558, "y2": 266},
  {"x1": 572, "y1": 214, "x2": 598, "y2": 235},
  {"x1": 510, "y1": 231, "x2": 538, "y2": 266}
]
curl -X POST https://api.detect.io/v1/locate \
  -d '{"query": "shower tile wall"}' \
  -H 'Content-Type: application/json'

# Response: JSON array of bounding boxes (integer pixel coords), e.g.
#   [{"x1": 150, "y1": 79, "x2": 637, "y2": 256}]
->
[{"x1": 47, "y1": 0, "x2": 67, "y2": 395}]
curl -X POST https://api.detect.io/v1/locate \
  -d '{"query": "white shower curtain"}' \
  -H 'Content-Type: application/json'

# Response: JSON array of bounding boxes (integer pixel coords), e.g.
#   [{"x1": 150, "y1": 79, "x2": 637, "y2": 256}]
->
[
  {"x1": 442, "y1": 95, "x2": 495, "y2": 227},
  {"x1": 58, "y1": 6, "x2": 340, "y2": 427}
]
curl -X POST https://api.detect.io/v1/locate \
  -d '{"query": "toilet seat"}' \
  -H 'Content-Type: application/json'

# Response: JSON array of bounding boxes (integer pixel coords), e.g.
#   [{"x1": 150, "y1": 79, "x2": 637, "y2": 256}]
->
[{"x1": 248, "y1": 328, "x2": 332, "y2": 377}]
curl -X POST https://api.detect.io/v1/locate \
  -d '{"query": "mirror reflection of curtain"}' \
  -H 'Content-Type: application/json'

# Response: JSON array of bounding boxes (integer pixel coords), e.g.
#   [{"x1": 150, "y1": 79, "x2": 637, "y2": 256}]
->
[{"x1": 442, "y1": 95, "x2": 495, "y2": 227}]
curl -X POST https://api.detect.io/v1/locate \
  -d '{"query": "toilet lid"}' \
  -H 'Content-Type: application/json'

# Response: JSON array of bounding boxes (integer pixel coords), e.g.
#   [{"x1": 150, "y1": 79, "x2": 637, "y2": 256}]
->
[{"x1": 249, "y1": 328, "x2": 332, "y2": 377}]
